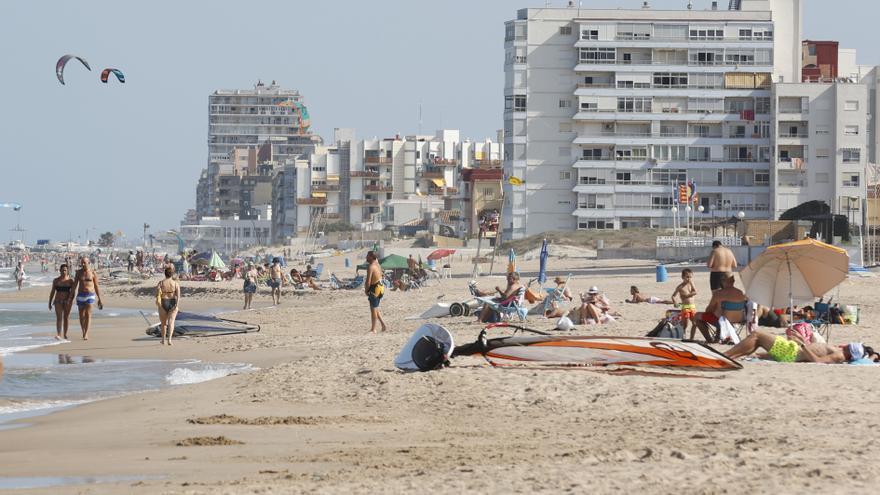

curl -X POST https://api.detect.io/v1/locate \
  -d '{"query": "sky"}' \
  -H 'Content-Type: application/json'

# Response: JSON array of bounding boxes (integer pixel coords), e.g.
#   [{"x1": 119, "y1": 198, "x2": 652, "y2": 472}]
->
[{"x1": 1, "y1": 0, "x2": 878, "y2": 244}]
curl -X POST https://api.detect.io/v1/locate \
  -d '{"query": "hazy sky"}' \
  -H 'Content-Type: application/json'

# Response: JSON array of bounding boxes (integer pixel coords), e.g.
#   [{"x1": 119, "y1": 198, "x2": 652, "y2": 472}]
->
[{"x1": 1, "y1": 0, "x2": 877, "y2": 244}]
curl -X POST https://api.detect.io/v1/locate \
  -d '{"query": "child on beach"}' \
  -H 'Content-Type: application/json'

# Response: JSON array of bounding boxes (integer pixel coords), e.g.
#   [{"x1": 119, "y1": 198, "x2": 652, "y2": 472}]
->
[
  {"x1": 626, "y1": 286, "x2": 673, "y2": 305},
  {"x1": 671, "y1": 269, "x2": 697, "y2": 336}
]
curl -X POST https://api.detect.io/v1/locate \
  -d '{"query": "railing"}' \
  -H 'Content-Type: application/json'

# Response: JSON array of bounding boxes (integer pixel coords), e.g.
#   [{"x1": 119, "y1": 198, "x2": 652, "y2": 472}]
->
[
  {"x1": 421, "y1": 171, "x2": 445, "y2": 179},
  {"x1": 778, "y1": 132, "x2": 808, "y2": 138},
  {"x1": 779, "y1": 108, "x2": 807, "y2": 114},
  {"x1": 364, "y1": 156, "x2": 392, "y2": 164},
  {"x1": 297, "y1": 197, "x2": 327, "y2": 205},
  {"x1": 578, "y1": 179, "x2": 770, "y2": 188},
  {"x1": 351, "y1": 199, "x2": 379, "y2": 207},
  {"x1": 657, "y1": 236, "x2": 742, "y2": 248},
  {"x1": 350, "y1": 171, "x2": 380, "y2": 178},
  {"x1": 576, "y1": 83, "x2": 766, "y2": 91},
  {"x1": 474, "y1": 159, "x2": 502, "y2": 167},
  {"x1": 311, "y1": 184, "x2": 340, "y2": 192},
  {"x1": 427, "y1": 158, "x2": 459, "y2": 166},
  {"x1": 364, "y1": 184, "x2": 393, "y2": 192},
  {"x1": 577, "y1": 59, "x2": 772, "y2": 67},
  {"x1": 324, "y1": 213, "x2": 341, "y2": 220},
  {"x1": 577, "y1": 156, "x2": 770, "y2": 164},
  {"x1": 610, "y1": 35, "x2": 772, "y2": 43},
  {"x1": 576, "y1": 108, "x2": 769, "y2": 116}
]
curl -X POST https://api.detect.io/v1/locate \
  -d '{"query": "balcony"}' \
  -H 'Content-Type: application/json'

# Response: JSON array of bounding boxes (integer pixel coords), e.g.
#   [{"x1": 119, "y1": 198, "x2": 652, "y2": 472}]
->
[
  {"x1": 421, "y1": 168, "x2": 445, "y2": 179},
  {"x1": 350, "y1": 170, "x2": 380, "y2": 178},
  {"x1": 297, "y1": 197, "x2": 327, "y2": 205},
  {"x1": 324, "y1": 212, "x2": 341, "y2": 220},
  {"x1": 365, "y1": 156, "x2": 393, "y2": 164},
  {"x1": 311, "y1": 184, "x2": 340, "y2": 192},
  {"x1": 778, "y1": 132, "x2": 808, "y2": 138},
  {"x1": 351, "y1": 199, "x2": 380, "y2": 207},
  {"x1": 364, "y1": 184, "x2": 394, "y2": 192},
  {"x1": 428, "y1": 158, "x2": 459, "y2": 166},
  {"x1": 474, "y1": 159, "x2": 502, "y2": 167}
]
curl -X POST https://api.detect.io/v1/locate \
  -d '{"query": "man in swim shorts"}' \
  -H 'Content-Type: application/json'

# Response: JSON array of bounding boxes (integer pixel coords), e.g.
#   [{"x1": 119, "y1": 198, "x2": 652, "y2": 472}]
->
[
  {"x1": 72, "y1": 256, "x2": 103, "y2": 340},
  {"x1": 268, "y1": 258, "x2": 283, "y2": 305},
  {"x1": 707, "y1": 240, "x2": 737, "y2": 291},
  {"x1": 725, "y1": 330, "x2": 878, "y2": 364},
  {"x1": 365, "y1": 251, "x2": 387, "y2": 334}
]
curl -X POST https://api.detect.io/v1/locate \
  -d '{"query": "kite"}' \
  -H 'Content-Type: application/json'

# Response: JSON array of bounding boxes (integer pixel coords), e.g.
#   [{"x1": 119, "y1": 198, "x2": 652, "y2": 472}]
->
[
  {"x1": 100, "y1": 68, "x2": 125, "y2": 84},
  {"x1": 56, "y1": 55, "x2": 91, "y2": 85}
]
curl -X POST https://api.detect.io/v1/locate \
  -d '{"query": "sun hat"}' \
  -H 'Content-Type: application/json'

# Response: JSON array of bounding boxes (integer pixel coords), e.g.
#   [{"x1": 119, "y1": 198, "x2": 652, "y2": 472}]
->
[
  {"x1": 846, "y1": 342, "x2": 866, "y2": 362},
  {"x1": 587, "y1": 286, "x2": 599, "y2": 294}
]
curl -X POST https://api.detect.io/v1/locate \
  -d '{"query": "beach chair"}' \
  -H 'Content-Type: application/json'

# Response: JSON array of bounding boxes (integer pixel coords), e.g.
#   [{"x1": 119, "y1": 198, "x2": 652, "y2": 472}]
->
[
  {"x1": 540, "y1": 274, "x2": 572, "y2": 316},
  {"x1": 314, "y1": 263, "x2": 324, "y2": 280},
  {"x1": 476, "y1": 287, "x2": 528, "y2": 322}
]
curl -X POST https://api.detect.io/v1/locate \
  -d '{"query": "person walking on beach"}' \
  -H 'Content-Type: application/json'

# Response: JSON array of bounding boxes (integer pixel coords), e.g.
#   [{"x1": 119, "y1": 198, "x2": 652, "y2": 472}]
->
[
  {"x1": 72, "y1": 257, "x2": 103, "y2": 340},
  {"x1": 707, "y1": 240, "x2": 737, "y2": 291},
  {"x1": 671, "y1": 268, "x2": 698, "y2": 337},
  {"x1": 48, "y1": 264, "x2": 75, "y2": 340},
  {"x1": 242, "y1": 263, "x2": 257, "y2": 310},
  {"x1": 13, "y1": 261, "x2": 25, "y2": 290},
  {"x1": 365, "y1": 251, "x2": 387, "y2": 333},
  {"x1": 268, "y1": 258, "x2": 283, "y2": 305},
  {"x1": 156, "y1": 267, "x2": 180, "y2": 345}
]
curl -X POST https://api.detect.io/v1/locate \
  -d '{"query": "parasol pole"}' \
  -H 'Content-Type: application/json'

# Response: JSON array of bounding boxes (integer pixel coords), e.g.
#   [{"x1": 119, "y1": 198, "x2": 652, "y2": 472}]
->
[{"x1": 787, "y1": 253, "x2": 793, "y2": 329}]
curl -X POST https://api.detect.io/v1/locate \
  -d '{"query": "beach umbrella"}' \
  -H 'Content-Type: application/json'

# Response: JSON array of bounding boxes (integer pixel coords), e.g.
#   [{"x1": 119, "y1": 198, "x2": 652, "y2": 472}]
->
[
  {"x1": 537, "y1": 238, "x2": 549, "y2": 285},
  {"x1": 356, "y1": 254, "x2": 410, "y2": 271},
  {"x1": 740, "y1": 239, "x2": 848, "y2": 321},
  {"x1": 507, "y1": 248, "x2": 516, "y2": 274},
  {"x1": 208, "y1": 251, "x2": 226, "y2": 270},
  {"x1": 427, "y1": 249, "x2": 456, "y2": 261}
]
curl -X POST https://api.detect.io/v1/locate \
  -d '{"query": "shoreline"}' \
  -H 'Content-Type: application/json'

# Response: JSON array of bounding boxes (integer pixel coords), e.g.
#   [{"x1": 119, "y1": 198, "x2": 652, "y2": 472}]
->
[{"x1": 1, "y1": 253, "x2": 879, "y2": 493}]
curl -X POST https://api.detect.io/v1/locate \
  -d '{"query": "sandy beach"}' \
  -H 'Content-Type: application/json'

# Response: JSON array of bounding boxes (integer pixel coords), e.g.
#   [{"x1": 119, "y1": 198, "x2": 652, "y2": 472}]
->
[{"x1": 1, "y1": 246, "x2": 879, "y2": 494}]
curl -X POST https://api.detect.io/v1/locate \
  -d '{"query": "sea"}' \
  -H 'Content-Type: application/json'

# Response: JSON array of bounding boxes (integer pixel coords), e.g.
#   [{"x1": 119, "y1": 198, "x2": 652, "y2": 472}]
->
[{"x1": 0, "y1": 302, "x2": 254, "y2": 427}]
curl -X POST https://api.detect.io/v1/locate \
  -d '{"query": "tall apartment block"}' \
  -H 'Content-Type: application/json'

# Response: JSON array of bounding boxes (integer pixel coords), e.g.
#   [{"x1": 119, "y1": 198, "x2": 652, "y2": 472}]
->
[
  {"x1": 198, "y1": 81, "x2": 320, "y2": 219},
  {"x1": 502, "y1": 0, "x2": 802, "y2": 239}
]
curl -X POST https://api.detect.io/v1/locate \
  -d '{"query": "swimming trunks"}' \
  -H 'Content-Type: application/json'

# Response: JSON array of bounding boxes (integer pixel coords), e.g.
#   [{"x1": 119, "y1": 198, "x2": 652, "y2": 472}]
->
[
  {"x1": 709, "y1": 272, "x2": 726, "y2": 291},
  {"x1": 161, "y1": 298, "x2": 178, "y2": 312},
  {"x1": 759, "y1": 311, "x2": 782, "y2": 328},
  {"x1": 698, "y1": 311, "x2": 718, "y2": 326},
  {"x1": 768, "y1": 336, "x2": 800, "y2": 363},
  {"x1": 367, "y1": 281, "x2": 384, "y2": 308},
  {"x1": 76, "y1": 292, "x2": 96, "y2": 307},
  {"x1": 679, "y1": 303, "x2": 697, "y2": 319},
  {"x1": 243, "y1": 280, "x2": 257, "y2": 294},
  {"x1": 268, "y1": 277, "x2": 281, "y2": 289}
]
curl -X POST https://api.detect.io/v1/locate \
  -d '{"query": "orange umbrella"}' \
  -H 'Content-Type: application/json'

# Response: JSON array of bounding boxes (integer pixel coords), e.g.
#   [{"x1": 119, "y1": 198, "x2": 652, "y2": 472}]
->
[{"x1": 428, "y1": 249, "x2": 456, "y2": 261}]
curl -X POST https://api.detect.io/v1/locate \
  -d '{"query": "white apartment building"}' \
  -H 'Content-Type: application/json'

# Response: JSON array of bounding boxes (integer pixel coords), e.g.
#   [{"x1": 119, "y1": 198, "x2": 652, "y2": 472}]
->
[
  {"x1": 772, "y1": 82, "x2": 869, "y2": 225},
  {"x1": 502, "y1": 0, "x2": 802, "y2": 239},
  {"x1": 273, "y1": 129, "x2": 501, "y2": 242}
]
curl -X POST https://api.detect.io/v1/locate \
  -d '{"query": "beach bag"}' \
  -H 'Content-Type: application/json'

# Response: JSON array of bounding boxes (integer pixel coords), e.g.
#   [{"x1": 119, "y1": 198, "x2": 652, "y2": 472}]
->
[
  {"x1": 646, "y1": 320, "x2": 683, "y2": 339},
  {"x1": 786, "y1": 322, "x2": 815, "y2": 343},
  {"x1": 411, "y1": 336, "x2": 448, "y2": 371}
]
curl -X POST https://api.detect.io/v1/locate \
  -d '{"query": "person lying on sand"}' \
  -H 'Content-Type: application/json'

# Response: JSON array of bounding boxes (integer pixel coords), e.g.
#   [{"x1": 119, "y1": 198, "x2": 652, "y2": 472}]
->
[
  {"x1": 626, "y1": 286, "x2": 673, "y2": 305},
  {"x1": 725, "y1": 330, "x2": 878, "y2": 364}
]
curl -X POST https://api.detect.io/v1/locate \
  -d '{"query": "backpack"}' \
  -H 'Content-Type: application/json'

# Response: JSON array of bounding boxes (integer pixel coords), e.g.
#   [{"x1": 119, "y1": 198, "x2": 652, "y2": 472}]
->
[{"x1": 646, "y1": 320, "x2": 684, "y2": 339}]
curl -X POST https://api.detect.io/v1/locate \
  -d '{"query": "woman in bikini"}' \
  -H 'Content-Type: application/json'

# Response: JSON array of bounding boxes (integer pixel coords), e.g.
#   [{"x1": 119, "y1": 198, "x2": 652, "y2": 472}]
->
[
  {"x1": 48, "y1": 264, "x2": 75, "y2": 340},
  {"x1": 156, "y1": 267, "x2": 181, "y2": 345}
]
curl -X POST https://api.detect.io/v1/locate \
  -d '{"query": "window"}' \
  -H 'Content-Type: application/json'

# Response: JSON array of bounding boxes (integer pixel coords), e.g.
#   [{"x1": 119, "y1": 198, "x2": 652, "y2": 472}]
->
[
  {"x1": 652, "y1": 196, "x2": 675, "y2": 209},
  {"x1": 617, "y1": 97, "x2": 652, "y2": 113},
  {"x1": 689, "y1": 28, "x2": 724, "y2": 40},
  {"x1": 617, "y1": 23, "x2": 651, "y2": 40},
  {"x1": 580, "y1": 101, "x2": 598, "y2": 111},
  {"x1": 581, "y1": 29, "x2": 599, "y2": 40},
  {"x1": 558, "y1": 99, "x2": 572, "y2": 108},
  {"x1": 579, "y1": 220, "x2": 613, "y2": 230},
  {"x1": 481, "y1": 187, "x2": 494, "y2": 199},
  {"x1": 845, "y1": 101, "x2": 859, "y2": 111},
  {"x1": 842, "y1": 148, "x2": 861, "y2": 163},
  {"x1": 653, "y1": 72, "x2": 688, "y2": 88},
  {"x1": 559, "y1": 26, "x2": 572, "y2": 35},
  {"x1": 739, "y1": 28, "x2": 753, "y2": 40},
  {"x1": 559, "y1": 171, "x2": 572, "y2": 180},
  {"x1": 808, "y1": 45, "x2": 817, "y2": 56},
  {"x1": 845, "y1": 125, "x2": 859, "y2": 136},
  {"x1": 815, "y1": 125, "x2": 830, "y2": 135},
  {"x1": 616, "y1": 172, "x2": 632, "y2": 183},
  {"x1": 843, "y1": 173, "x2": 860, "y2": 187},
  {"x1": 689, "y1": 50, "x2": 723, "y2": 66},
  {"x1": 615, "y1": 148, "x2": 648, "y2": 160},
  {"x1": 581, "y1": 148, "x2": 603, "y2": 160},
  {"x1": 654, "y1": 24, "x2": 687, "y2": 40},
  {"x1": 579, "y1": 47, "x2": 616, "y2": 63},
  {"x1": 725, "y1": 50, "x2": 755, "y2": 65},
  {"x1": 688, "y1": 147, "x2": 710, "y2": 161},
  {"x1": 689, "y1": 73, "x2": 723, "y2": 89},
  {"x1": 754, "y1": 171, "x2": 770, "y2": 185},
  {"x1": 514, "y1": 95, "x2": 526, "y2": 112},
  {"x1": 816, "y1": 148, "x2": 830, "y2": 158}
]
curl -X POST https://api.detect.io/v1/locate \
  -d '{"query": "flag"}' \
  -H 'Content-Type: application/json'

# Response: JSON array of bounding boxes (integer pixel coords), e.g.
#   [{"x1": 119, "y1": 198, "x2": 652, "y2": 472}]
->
[
  {"x1": 508, "y1": 176, "x2": 524, "y2": 186},
  {"x1": 678, "y1": 184, "x2": 689, "y2": 204}
]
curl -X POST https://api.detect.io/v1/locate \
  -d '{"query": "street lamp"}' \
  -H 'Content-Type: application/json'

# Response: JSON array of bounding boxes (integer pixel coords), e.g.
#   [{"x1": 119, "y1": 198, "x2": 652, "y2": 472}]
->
[
  {"x1": 697, "y1": 205, "x2": 705, "y2": 236},
  {"x1": 709, "y1": 204, "x2": 716, "y2": 237},
  {"x1": 736, "y1": 211, "x2": 745, "y2": 239}
]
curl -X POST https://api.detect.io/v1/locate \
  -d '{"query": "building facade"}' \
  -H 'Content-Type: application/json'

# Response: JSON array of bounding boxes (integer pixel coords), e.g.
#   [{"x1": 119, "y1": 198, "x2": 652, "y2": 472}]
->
[{"x1": 502, "y1": 0, "x2": 803, "y2": 239}]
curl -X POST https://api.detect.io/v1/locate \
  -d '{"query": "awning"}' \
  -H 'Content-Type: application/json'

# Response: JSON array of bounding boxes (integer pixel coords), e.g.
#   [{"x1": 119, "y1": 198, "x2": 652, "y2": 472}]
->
[
  {"x1": 431, "y1": 178, "x2": 446, "y2": 187},
  {"x1": 311, "y1": 192, "x2": 327, "y2": 198}
]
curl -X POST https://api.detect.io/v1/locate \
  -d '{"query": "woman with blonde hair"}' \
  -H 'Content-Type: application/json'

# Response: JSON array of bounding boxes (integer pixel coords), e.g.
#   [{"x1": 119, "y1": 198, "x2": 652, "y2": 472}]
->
[{"x1": 156, "y1": 267, "x2": 181, "y2": 345}]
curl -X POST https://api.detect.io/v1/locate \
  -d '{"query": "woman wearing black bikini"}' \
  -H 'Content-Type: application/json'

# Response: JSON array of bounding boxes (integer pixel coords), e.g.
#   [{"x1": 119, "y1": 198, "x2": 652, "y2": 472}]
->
[
  {"x1": 156, "y1": 267, "x2": 181, "y2": 346},
  {"x1": 49, "y1": 264, "x2": 75, "y2": 340}
]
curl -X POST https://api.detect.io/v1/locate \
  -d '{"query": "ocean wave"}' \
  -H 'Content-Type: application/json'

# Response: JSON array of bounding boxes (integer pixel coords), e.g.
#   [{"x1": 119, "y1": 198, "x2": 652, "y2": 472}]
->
[
  {"x1": 0, "y1": 340, "x2": 64, "y2": 356},
  {"x1": 0, "y1": 398, "x2": 93, "y2": 416},
  {"x1": 165, "y1": 363, "x2": 255, "y2": 385}
]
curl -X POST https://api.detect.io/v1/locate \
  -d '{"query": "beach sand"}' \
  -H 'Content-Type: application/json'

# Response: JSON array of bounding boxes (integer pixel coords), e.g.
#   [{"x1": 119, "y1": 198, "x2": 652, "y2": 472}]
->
[{"x1": 1, "y1": 246, "x2": 878, "y2": 494}]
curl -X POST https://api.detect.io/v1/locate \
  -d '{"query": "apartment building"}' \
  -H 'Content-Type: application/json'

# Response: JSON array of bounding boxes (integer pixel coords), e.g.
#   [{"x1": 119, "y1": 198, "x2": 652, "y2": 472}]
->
[
  {"x1": 198, "y1": 81, "x2": 320, "y2": 219},
  {"x1": 772, "y1": 81, "x2": 868, "y2": 225},
  {"x1": 269, "y1": 129, "x2": 501, "y2": 243},
  {"x1": 502, "y1": 0, "x2": 802, "y2": 239}
]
